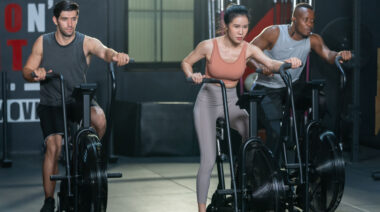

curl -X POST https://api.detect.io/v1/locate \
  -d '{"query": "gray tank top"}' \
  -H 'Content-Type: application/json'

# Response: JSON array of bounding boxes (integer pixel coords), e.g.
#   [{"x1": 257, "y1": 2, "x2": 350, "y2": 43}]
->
[
  {"x1": 40, "y1": 32, "x2": 88, "y2": 106},
  {"x1": 257, "y1": 24, "x2": 310, "y2": 88}
]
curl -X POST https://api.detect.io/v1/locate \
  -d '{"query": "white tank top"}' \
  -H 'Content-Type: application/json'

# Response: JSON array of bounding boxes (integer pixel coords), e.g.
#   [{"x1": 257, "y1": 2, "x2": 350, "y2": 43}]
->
[{"x1": 257, "y1": 24, "x2": 311, "y2": 88}]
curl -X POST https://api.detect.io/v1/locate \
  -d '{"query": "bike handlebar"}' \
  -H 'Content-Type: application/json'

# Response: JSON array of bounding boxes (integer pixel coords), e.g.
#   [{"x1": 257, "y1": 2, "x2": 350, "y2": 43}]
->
[
  {"x1": 31, "y1": 58, "x2": 135, "y2": 80},
  {"x1": 254, "y1": 62, "x2": 292, "y2": 75},
  {"x1": 334, "y1": 54, "x2": 352, "y2": 89},
  {"x1": 186, "y1": 77, "x2": 225, "y2": 85},
  {"x1": 31, "y1": 71, "x2": 62, "y2": 80},
  {"x1": 279, "y1": 62, "x2": 292, "y2": 72}
]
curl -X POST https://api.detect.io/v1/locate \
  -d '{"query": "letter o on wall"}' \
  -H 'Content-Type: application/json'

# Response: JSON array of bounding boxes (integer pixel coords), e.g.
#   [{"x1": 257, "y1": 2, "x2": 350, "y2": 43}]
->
[{"x1": 5, "y1": 3, "x2": 22, "y2": 32}]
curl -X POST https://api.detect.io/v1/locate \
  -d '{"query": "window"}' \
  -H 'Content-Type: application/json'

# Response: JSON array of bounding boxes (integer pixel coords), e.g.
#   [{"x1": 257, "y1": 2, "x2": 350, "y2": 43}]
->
[{"x1": 128, "y1": 0, "x2": 194, "y2": 63}]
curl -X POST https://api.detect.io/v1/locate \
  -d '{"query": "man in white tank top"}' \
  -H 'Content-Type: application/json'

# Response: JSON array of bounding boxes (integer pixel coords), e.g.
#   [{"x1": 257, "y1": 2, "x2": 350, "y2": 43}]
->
[{"x1": 247, "y1": 3, "x2": 352, "y2": 162}]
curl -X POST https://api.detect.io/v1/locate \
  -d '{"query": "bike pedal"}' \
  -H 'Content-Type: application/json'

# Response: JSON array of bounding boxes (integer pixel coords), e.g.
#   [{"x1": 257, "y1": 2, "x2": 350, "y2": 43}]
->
[{"x1": 216, "y1": 189, "x2": 234, "y2": 195}]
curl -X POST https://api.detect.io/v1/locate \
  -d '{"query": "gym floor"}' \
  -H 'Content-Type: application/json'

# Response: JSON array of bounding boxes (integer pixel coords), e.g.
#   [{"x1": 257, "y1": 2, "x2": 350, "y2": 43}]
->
[{"x1": 1, "y1": 146, "x2": 380, "y2": 212}]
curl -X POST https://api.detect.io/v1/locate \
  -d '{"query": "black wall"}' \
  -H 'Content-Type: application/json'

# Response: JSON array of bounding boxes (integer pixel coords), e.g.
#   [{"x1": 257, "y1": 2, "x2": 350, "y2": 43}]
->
[{"x1": 309, "y1": 0, "x2": 379, "y2": 143}]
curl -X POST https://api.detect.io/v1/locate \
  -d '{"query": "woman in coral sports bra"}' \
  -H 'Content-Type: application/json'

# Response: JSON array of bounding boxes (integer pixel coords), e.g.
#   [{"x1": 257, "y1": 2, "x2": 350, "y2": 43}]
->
[{"x1": 181, "y1": 4, "x2": 301, "y2": 212}]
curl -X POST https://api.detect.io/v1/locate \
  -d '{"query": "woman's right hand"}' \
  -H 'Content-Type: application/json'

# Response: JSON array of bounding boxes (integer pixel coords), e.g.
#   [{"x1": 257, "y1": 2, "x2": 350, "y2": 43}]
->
[
  {"x1": 190, "y1": 72, "x2": 205, "y2": 84},
  {"x1": 259, "y1": 64, "x2": 274, "y2": 77}
]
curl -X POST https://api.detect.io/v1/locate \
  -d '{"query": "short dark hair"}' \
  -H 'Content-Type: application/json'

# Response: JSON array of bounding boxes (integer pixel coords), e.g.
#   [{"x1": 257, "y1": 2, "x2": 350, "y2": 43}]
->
[
  {"x1": 53, "y1": 1, "x2": 79, "y2": 18},
  {"x1": 292, "y1": 3, "x2": 313, "y2": 17},
  {"x1": 224, "y1": 4, "x2": 250, "y2": 26}
]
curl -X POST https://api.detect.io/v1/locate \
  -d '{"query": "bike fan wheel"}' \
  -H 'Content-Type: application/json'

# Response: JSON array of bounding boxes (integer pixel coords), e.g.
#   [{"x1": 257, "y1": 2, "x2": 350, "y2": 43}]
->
[
  {"x1": 299, "y1": 128, "x2": 345, "y2": 212},
  {"x1": 245, "y1": 141, "x2": 285, "y2": 212},
  {"x1": 77, "y1": 132, "x2": 108, "y2": 212}
]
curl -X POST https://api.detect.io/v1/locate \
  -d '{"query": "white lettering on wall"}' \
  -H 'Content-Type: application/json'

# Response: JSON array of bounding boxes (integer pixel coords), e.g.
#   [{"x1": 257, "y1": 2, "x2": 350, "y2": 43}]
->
[
  {"x1": 28, "y1": 3, "x2": 45, "y2": 33},
  {"x1": 24, "y1": 83, "x2": 40, "y2": 91},
  {"x1": 48, "y1": 0, "x2": 54, "y2": 9},
  {"x1": 0, "y1": 99, "x2": 40, "y2": 123}
]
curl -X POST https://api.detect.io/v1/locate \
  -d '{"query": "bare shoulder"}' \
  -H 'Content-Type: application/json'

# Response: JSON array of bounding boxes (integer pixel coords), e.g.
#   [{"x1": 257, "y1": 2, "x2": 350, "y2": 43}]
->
[
  {"x1": 32, "y1": 35, "x2": 44, "y2": 54},
  {"x1": 253, "y1": 25, "x2": 279, "y2": 41},
  {"x1": 310, "y1": 33, "x2": 322, "y2": 40},
  {"x1": 35, "y1": 35, "x2": 44, "y2": 44},
  {"x1": 251, "y1": 25, "x2": 280, "y2": 50},
  {"x1": 195, "y1": 39, "x2": 214, "y2": 54},
  {"x1": 83, "y1": 35, "x2": 105, "y2": 53},
  {"x1": 84, "y1": 35, "x2": 102, "y2": 47},
  {"x1": 197, "y1": 39, "x2": 213, "y2": 50},
  {"x1": 264, "y1": 25, "x2": 280, "y2": 34},
  {"x1": 309, "y1": 33, "x2": 324, "y2": 47}
]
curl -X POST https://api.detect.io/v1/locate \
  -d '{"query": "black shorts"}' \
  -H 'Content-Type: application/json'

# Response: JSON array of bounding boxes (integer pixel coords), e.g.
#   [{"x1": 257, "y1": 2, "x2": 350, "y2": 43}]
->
[{"x1": 37, "y1": 100, "x2": 99, "y2": 140}]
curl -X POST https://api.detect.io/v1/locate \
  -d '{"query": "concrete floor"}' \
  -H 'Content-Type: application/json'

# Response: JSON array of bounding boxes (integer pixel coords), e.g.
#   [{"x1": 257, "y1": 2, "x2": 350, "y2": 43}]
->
[{"x1": 1, "y1": 147, "x2": 380, "y2": 212}]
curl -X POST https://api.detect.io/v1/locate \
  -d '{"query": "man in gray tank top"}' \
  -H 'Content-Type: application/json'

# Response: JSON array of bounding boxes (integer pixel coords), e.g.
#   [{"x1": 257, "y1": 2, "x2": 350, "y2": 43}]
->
[
  {"x1": 248, "y1": 3, "x2": 352, "y2": 162},
  {"x1": 22, "y1": 1, "x2": 130, "y2": 211}
]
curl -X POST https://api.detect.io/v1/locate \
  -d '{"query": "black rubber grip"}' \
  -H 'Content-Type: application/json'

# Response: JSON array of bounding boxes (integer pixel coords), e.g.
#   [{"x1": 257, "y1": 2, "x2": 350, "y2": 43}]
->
[
  {"x1": 186, "y1": 77, "x2": 222, "y2": 84},
  {"x1": 107, "y1": 173, "x2": 122, "y2": 178},
  {"x1": 30, "y1": 72, "x2": 60, "y2": 79},
  {"x1": 255, "y1": 68, "x2": 263, "y2": 74},
  {"x1": 273, "y1": 62, "x2": 292, "y2": 75},
  {"x1": 281, "y1": 62, "x2": 292, "y2": 70}
]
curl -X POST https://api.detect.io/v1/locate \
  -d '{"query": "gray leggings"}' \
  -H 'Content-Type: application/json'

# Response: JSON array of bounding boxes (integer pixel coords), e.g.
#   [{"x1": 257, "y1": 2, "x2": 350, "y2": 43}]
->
[{"x1": 194, "y1": 84, "x2": 249, "y2": 204}]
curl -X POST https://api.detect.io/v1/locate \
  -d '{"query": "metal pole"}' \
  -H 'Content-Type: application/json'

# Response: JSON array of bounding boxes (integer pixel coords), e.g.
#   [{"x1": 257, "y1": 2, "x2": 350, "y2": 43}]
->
[
  {"x1": 274, "y1": 0, "x2": 277, "y2": 25},
  {"x1": 107, "y1": 62, "x2": 119, "y2": 163},
  {"x1": 351, "y1": 0, "x2": 361, "y2": 162},
  {"x1": 280, "y1": 0, "x2": 285, "y2": 24},
  {"x1": 1, "y1": 71, "x2": 12, "y2": 168},
  {"x1": 208, "y1": 0, "x2": 212, "y2": 39},
  {"x1": 211, "y1": 0, "x2": 216, "y2": 38}
]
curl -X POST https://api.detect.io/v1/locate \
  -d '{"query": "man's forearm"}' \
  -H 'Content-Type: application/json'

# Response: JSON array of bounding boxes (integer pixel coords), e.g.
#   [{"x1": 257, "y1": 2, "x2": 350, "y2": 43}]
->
[
  {"x1": 22, "y1": 67, "x2": 35, "y2": 82},
  {"x1": 105, "y1": 48, "x2": 118, "y2": 63},
  {"x1": 327, "y1": 51, "x2": 339, "y2": 64}
]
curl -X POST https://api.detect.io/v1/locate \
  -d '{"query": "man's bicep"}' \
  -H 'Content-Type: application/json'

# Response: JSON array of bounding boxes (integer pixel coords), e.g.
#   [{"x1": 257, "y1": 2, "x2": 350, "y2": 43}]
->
[
  {"x1": 86, "y1": 37, "x2": 108, "y2": 59},
  {"x1": 24, "y1": 37, "x2": 43, "y2": 70},
  {"x1": 251, "y1": 36, "x2": 270, "y2": 50},
  {"x1": 311, "y1": 35, "x2": 333, "y2": 62},
  {"x1": 251, "y1": 26, "x2": 278, "y2": 50},
  {"x1": 25, "y1": 54, "x2": 43, "y2": 70}
]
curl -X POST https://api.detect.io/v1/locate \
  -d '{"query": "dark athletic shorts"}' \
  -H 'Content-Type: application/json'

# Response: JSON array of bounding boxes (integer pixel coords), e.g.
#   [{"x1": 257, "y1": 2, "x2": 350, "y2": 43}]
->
[{"x1": 37, "y1": 99, "x2": 99, "y2": 140}]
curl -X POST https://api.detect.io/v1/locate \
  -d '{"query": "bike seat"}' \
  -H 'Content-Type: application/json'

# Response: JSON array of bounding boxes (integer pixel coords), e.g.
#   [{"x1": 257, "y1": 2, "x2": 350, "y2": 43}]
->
[
  {"x1": 244, "y1": 90, "x2": 266, "y2": 97},
  {"x1": 306, "y1": 80, "x2": 326, "y2": 90},
  {"x1": 72, "y1": 83, "x2": 97, "y2": 99},
  {"x1": 239, "y1": 90, "x2": 266, "y2": 104}
]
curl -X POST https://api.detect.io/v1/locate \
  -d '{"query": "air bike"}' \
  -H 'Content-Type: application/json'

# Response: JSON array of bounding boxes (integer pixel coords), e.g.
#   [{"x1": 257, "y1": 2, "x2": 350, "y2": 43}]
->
[
  {"x1": 188, "y1": 61, "x2": 346, "y2": 212},
  {"x1": 35, "y1": 72, "x2": 122, "y2": 212}
]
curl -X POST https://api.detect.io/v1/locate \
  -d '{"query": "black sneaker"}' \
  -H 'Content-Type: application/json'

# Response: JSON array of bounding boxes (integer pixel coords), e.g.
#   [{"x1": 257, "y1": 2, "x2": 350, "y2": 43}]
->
[{"x1": 40, "y1": 197, "x2": 55, "y2": 212}]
